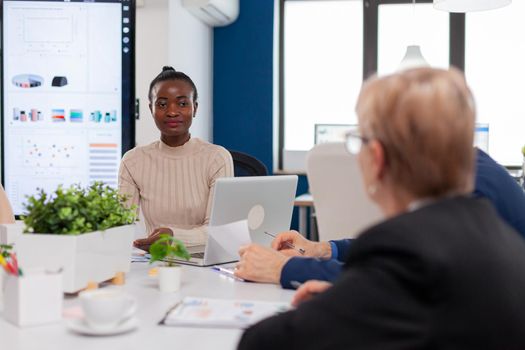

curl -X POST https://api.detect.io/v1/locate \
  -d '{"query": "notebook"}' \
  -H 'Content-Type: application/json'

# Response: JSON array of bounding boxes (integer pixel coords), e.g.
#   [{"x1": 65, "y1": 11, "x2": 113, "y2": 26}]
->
[{"x1": 160, "y1": 297, "x2": 290, "y2": 329}]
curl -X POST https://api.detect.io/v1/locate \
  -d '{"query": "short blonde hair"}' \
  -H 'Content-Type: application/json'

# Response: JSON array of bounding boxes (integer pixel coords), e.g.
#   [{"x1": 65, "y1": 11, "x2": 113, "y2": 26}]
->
[{"x1": 356, "y1": 68, "x2": 476, "y2": 198}]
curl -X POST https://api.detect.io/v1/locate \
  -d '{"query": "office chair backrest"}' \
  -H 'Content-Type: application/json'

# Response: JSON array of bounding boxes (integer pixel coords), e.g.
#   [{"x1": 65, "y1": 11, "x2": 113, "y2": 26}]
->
[
  {"x1": 306, "y1": 142, "x2": 383, "y2": 240},
  {"x1": 229, "y1": 150, "x2": 268, "y2": 177}
]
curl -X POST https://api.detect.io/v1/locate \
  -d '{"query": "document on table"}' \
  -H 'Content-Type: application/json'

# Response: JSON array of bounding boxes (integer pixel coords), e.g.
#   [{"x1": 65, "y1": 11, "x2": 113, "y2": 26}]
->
[
  {"x1": 131, "y1": 247, "x2": 151, "y2": 262},
  {"x1": 161, "y1": 297, "x2": 290, "y2": 329},
  {"x1": 207, "y1": 219, "x2": 251, "y2": 259}
]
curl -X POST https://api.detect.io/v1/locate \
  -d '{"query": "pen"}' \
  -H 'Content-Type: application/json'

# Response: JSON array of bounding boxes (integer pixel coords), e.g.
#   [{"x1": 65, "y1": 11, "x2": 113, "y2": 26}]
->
[
  {"x1": 211, "y1": 266, "x2": 244, "y2": 281},
  {"x1": 158, "y1": 301, "x2": 181, "y2": 325},
  {"x1": 264, "y1": 231, "x2": 305, "y2": 255},
  {"x1": 290, "y1": 280, "x2": 303, "y2": 289}
]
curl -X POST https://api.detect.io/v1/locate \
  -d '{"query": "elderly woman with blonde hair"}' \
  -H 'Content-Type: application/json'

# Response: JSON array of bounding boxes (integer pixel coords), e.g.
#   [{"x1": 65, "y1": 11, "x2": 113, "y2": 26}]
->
[{"x1": 237, "y1": 68, "x2": 525, "y2": 349}]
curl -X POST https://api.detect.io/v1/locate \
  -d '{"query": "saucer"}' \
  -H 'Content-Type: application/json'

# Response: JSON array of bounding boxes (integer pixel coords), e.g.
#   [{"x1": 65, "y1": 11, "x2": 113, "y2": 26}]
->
[{"x1": 66, "y1": 317, "x2": 138, "y2": 336}]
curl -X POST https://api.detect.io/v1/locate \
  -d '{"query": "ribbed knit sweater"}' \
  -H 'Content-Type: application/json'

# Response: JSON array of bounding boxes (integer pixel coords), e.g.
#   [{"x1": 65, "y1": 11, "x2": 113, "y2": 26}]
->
[{"x1": 118, "y1": 137, "x2": 234, "y2": 247}]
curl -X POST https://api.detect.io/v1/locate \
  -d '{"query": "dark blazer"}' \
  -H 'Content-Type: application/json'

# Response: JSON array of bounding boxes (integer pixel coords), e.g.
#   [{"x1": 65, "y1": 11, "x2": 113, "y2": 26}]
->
[{"x1": 239, "y1": 196, "x2": 525, "y2": 350}]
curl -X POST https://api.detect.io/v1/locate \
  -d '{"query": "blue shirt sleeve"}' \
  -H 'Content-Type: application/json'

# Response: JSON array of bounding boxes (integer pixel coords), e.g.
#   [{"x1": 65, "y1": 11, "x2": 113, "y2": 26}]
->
[
  {"x1": 474, "y1": 149, "x2": 525, "y2": 239},
  {"x1": 332, "y1": 239, "x2": 353, "y2": 262},
  {"x1": 280, "y1": 257, "x2": 344, "y2": 289},
  {"x1": 329, "y1": 241, "x2": 339, "y2": 260}
]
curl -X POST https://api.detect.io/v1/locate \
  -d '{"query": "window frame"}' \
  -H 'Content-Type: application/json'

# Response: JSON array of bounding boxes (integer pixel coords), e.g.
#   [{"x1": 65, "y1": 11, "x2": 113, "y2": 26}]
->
[{"x1": 277, "y1": 0, "x2": 466, "y2": 172}]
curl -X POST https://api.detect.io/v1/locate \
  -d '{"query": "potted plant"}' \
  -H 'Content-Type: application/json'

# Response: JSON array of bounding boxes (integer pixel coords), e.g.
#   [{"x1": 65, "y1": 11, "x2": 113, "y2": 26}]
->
[
  {"x1": 15, "y1": 182, "x2": 137, "y2": 293},
  {"x1": 149, "y1": 233, "x2": 190, "y2": 293}
]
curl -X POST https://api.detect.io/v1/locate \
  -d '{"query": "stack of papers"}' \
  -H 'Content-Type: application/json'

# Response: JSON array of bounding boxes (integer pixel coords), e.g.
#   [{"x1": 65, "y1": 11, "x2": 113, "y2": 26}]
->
[
  {"x1": 161, "y1": 297, "x2": 290, "y2": 329},
  {"x1": 131, "y1": 248, "x2": 150, "y2": 262}
]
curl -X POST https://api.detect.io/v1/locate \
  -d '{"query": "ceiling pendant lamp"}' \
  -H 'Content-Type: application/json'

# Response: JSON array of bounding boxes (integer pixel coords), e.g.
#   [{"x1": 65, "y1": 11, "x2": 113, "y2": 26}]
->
[
  {"x1": 397, "y1": 0, "x2": 430, "y2": 71},
  {"x1": 398, "y1": 45, "x2": 430, "y2": 71},
  {"x1": 433, "y1": 0, "x2": 511, "y2": 12}
]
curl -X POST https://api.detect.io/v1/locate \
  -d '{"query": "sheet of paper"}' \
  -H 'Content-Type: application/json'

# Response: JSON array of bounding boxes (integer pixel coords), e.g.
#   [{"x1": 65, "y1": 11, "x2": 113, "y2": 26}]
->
[
  {"x1": 208, "y1": 220, "x2": 251, "y2": 258},
  {"x1": 131, "y1": 248, "x2": 150, "y2": 262},
  {"x1": 162, "y1": 296, "x2": 290, "y2": 329}
]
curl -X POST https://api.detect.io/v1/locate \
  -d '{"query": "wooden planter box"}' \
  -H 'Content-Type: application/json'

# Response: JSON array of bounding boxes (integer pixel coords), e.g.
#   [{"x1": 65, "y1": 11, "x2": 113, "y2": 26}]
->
[{"x1": 16, "y1": 225, "x2": 134, "y2": 293}]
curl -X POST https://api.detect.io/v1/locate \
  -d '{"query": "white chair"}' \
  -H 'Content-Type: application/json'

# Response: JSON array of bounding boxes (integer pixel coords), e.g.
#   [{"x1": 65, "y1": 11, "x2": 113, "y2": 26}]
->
[{"x1": 306, "y1": 142, "x2": 383, "y2": 241}]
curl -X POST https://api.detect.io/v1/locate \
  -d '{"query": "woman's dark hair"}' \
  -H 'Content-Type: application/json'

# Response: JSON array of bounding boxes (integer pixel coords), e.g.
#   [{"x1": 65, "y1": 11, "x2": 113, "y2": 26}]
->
[{"x1": 148, "y1": 66, "x2": 198, "y2": 103}]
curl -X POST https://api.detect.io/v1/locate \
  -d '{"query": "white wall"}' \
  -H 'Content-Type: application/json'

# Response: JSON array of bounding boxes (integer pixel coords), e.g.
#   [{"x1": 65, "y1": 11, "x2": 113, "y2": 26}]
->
[
  {"x1": 135, "y1": 0, "x2": 213, "y2": 146},
  {"x1": 168, "y1": 0, "x2": 213, "y2": 142},
  {"x1": 135, "y1": 0, "x2": 169, "y2": 146}
]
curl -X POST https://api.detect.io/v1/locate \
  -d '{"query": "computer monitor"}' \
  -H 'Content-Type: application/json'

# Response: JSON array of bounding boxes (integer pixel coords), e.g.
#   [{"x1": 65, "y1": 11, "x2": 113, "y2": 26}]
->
[
  {"x1": 314, "y1": 124, "x2": 358, "y2": 145},
  {"x1": 209, "y1": 175, "x2": 298, "y2": 245},
  {"x1": 474, "y1": 123, "x2": 489, "y2": 153}
]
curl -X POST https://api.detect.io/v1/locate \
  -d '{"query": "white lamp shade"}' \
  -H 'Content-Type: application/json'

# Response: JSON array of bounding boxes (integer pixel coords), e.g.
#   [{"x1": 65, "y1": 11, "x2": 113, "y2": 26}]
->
[
  {"x1": 434, "y1": 0, "x2": 511, "y2": 12},
  {"x1": 397, "y1": 45, "x2": 430, "y2": 72}
]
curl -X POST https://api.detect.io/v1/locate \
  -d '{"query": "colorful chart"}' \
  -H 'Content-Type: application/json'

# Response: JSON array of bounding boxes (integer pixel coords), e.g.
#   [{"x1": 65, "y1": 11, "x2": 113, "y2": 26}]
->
[
  {"x1": 70, "y1": 109, "x2": 83, "y2": 123},
  {"x1": 52, "y1": 109, "x2": 65, "y2": 122},
  {"x1": 12, "y1": 74, "x2": 44, "y2": 88},
  {"x1": 89, "y1": 143, "x2": 118, "y2": 186},
  {"x1": 90, "y1": 110, "x2": 117, "y2": 123},
  {"x1": 24, "y1": 138, "x2": 78, "y2": 169},
  {"x1": 13, "y1": 108, "x2": 43, "y2": 122}
]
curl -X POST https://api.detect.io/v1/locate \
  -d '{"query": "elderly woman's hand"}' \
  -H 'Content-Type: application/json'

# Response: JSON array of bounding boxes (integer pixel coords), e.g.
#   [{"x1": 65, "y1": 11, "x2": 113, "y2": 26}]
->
[
  {"x1": 234, "y1": 244, "x2": 291, "y2": 284},
  {"x1": 271, "y1": 230, "x2": 332, "y2": 259},
  {"x1": 292, "y1": 280, "x2": 333, "y2": 307},
  {"x1": 133, "y1": 227, "x2": 173, "y2": 252}
]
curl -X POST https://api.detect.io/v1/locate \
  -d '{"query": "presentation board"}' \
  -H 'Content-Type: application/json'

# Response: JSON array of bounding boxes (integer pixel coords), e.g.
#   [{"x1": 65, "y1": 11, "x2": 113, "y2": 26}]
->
[{"x1": 1, "y1": 0, "x2": 135, "y2": 215}]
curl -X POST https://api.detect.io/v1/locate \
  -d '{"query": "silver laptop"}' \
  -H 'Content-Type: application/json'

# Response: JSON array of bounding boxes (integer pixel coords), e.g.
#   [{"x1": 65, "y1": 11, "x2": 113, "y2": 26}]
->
[{"x1": 166, "y1": 175, "x2": 298, "y2": 266}]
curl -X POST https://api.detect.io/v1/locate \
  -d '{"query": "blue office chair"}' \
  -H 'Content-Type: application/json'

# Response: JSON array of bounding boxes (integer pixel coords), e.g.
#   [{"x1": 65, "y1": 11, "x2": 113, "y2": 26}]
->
[{"x1": 228, "y1": 150, "x2": 268, "y2": 177}]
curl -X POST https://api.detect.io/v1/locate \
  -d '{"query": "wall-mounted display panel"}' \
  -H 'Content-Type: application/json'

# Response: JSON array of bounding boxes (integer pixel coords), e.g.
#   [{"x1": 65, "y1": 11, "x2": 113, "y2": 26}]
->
[{"x1": 1, "y1": 0, "x2": 135, "y2": 215}]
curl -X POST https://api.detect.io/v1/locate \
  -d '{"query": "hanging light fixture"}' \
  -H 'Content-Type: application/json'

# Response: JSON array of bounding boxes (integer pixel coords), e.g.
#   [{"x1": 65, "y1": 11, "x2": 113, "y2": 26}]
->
[
  {"x1": 397, "y1": 0, "x2": 430, "y2": 71},
  {"x1": 398, "y1": 45, "x2": 430, "y2": 71},
  {"x1": 433, "y1": 0, "x2": 511, "y2": 13}
]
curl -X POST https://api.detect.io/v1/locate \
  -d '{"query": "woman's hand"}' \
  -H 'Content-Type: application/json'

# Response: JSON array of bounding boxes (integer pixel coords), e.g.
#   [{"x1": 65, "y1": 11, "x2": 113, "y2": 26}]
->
[
  {"x1": 234, "y1": 244, "x2": 290, "y2": 284},
  {"x1": 133, "y1": 227, "x2": 173, "y2": 252},
  {"x1": 271, "y1": 230, "x2": 332, "y2": 259},
  {"x1": 292, "y1": 280, "x2": 333, "y2": 307}
]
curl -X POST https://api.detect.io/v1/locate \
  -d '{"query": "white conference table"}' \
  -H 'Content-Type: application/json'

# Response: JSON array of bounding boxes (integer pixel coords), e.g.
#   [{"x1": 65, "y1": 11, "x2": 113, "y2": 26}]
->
[{"x1": 0, "y1": 263, "x2": 294, "y2": 350}]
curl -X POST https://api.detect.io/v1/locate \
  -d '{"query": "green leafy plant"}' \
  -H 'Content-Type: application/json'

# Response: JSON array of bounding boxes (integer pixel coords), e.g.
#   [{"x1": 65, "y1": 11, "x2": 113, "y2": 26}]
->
[
  {"x1": 0, "y1": 244, "x2": 12, "y2": 258},
  {"x1": 22, "y1": 182, "x2": 137, "y2": 235},
  {"x1": 522, "y1": 145, "x2": 525, "y2": 157},
  {"x1": 149, "y1": 234, "x2": 190, "y2": 267}
]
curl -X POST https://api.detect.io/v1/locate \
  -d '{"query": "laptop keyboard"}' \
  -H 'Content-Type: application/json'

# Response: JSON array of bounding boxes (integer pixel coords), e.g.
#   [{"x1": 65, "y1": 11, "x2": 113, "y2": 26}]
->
[{"x1": 191, "y1": 252, "x2": 205, "y2": 259}]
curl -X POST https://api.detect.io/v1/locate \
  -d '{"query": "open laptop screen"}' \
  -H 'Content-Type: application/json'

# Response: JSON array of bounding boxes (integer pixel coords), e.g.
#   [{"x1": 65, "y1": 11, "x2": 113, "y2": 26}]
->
[
  {"x1": 210, "y1": 175, "x2": 298, "y2": 246},
  {"x1": 314, "y1": 124, "x2": 358, "y2": 145}
]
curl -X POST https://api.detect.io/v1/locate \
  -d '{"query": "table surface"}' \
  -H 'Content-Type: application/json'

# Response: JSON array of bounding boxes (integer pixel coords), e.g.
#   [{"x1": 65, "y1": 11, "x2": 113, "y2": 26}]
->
[
  {"x1": 0, "y1": 263, "x2": 294, "y2": 350},
  {"x1": 294, "y1": 193, "x2": 313, "y2": 207}
]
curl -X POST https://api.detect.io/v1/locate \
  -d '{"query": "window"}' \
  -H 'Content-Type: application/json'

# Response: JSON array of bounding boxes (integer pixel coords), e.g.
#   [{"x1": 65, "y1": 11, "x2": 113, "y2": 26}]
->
[
  {"x1": 465, "y1": 1, "x2": 525, "y2": 166},
  {"x1": 281, "y1": 1, "x2": 522, "y2": 170},
  {"x1": 282, "y1": 0, "x2": 363, "y2": 170},
  {"x1": 378, "y1": 3, "x2": 449, "y2": 76},
  {"x1": 280, "y1": 0, "x2": 460, "y2": 172}
]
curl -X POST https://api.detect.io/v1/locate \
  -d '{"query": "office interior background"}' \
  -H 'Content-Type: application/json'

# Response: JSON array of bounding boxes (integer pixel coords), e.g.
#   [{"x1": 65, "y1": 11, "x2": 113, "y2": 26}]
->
[
  {"x1": 136, "y1": 0, "x2": 525, "y2": 227},
  {"x1": 1, "y1": 0, "x2": 522, "y2": 222},
  {"x1": 1, "y1": 0, "x2": 525, "y2": 345}
]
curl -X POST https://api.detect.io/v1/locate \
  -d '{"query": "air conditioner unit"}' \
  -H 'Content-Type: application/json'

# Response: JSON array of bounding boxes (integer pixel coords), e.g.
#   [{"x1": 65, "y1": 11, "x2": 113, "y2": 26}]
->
[{"x1": 182, "y1": 0, "x2": 239, "y2": 27}]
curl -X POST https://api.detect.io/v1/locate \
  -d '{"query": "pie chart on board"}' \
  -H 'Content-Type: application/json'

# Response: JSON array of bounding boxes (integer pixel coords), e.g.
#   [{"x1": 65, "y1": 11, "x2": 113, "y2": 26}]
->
[{"x1": 12, "y1": 74, "x2": 44, "y2": 88}]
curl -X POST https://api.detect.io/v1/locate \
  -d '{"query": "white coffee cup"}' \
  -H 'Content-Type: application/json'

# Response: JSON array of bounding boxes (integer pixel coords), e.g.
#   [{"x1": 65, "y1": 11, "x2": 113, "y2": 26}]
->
[{"x1": 79, "y1": 289, "x2": 136, "y2": 331}]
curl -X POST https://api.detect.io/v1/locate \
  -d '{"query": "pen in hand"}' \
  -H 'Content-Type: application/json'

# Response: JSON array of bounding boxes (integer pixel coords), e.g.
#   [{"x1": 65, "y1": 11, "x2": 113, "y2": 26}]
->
[
  {"x1": 264, "y1": 231, "x2": 305, "y2": 255},
  {"x1": 211, "y1": 266, "x2": 244, "y2": 281}
]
